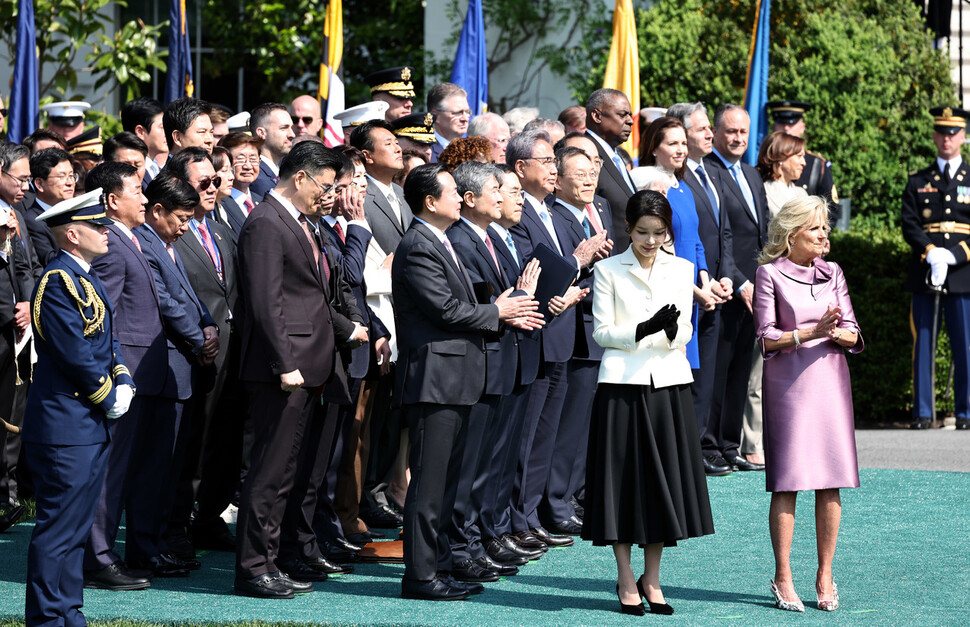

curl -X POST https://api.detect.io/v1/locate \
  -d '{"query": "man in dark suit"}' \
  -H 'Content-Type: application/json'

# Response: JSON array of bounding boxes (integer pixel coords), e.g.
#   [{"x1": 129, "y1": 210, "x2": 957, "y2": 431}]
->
[
  {"x1": 81, "y1": 163, "x2": 161, "y2": 591},
  {"x1": 24, "y1": 148, "x2": 77, "y2": 266},
  {"x1": 506, "y1": 131, "x2": 599, "y2": 551},
  {"x1": 543, "y1": 146, "x2": 614, "y2": 535},
  {"x1": 166, "y1": 148, "x2": 244, "y2": 556},
  {"x1": 234, "y1": 142, "x2": 345, "y2": 599},
  {"x1": 393, "y1": 163, "x2": 540, "y2": 601},
  {"x1": 350, "y1": 120, "x2": 411, "y2": 529},
  {"x1": 703, "y1": 104, "x2": 770, "y2": 475},
  {"x1": 446, "y1": 161, "x2": 544, "y2": 581},
  {"x1": 427, "y1": 83, "x2": 470, "y2": 163},
  {"x1": 221, "y1": 132, "x2": 264, "y2": 238},
  {"x1": 162, "y1": 97, "x2": 214, "y2": 156},
  {"x1": 248, "y1": 103, "x2": 295, "y2": 201},
  {"x1": 666, "y1": 102, "x2": 742, "y2": 474},
  {"x1": 23, "y1": 192, "x2": 135, "y2": 627},
  {"x1": 585, "y1": 88, "x2": 636, "y2": 250},
  {"x1": 133, "y1": 172, "x2": 218, "y2": 577},
  {"x1": 120, "y1": 97, "x2": 167, "y2": 184}
]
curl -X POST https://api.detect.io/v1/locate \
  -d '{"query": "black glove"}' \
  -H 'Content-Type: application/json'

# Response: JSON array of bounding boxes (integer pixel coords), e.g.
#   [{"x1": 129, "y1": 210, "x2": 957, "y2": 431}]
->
[
  {"x1": 636, "y1": 304, "x2": 679, "y2": 342},
  {"x1": 663, "y1": 306, "x2": 680, "y2": 341}
]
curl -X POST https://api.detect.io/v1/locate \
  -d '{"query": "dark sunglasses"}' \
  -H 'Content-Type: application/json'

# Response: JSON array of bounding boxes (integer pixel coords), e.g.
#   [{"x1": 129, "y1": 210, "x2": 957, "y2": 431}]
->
[
  {"x1": 0, "y1": 108, "x2": 7, "y2": 116},
  {"x1": 291, "y1": 115, "x2": 316, "y2": 126},
  {"x1": 198, "y1": 176, "x2": 222, "y2": 190}
]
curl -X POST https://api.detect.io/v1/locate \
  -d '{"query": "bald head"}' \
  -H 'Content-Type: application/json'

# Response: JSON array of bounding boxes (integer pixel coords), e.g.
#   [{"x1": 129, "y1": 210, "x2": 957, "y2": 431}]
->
[{"x1": 290, "y1": 95, "x2": 323, "y2": 137}]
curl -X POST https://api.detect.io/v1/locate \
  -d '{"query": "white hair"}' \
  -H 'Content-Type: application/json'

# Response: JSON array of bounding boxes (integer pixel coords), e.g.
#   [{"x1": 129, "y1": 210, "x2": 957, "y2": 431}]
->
[
  {"x1": 502, "y1": 107, "x2": 540, "y2": 134},
  {"x1": 630, "y1": 166, "x2": 673, "y2": 194}
]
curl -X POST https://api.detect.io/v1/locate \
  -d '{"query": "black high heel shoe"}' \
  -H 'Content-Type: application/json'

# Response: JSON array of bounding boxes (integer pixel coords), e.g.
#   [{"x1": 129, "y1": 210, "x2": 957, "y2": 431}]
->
[
  {"x1": 616, "y1": 583, "x2": 646, "y2": 616},
  {"x1": 637, "y1": 575, "x2": 674, "y2": 615}
]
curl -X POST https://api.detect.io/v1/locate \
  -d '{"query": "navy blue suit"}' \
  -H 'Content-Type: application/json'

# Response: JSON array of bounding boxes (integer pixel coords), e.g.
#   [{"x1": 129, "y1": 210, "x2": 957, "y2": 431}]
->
[
  {"x1": 24, "y1": 252, "x2": 134, "y2": 627},
  {"x1": 23, "y1": 199, "x2": 59, "y2": 268},
  {"x1": 85, "y1": 223, "x2": 169, "y2": 571},
  {"x1": 133, "y1": 223, "x2": 215, "y2": 560},
  {"x1": 248, "y1": 160, "x2": 278, "y2": 203},
  {"x1": 213, "y1": 197, "x2": 248, "y2": 242},
  {"x1": 508, "y1": 195, "x2": 580, "y2": 532}
]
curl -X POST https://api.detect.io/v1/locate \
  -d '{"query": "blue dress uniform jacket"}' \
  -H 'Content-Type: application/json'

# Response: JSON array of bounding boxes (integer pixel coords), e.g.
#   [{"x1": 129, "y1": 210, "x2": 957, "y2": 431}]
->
[
  {"x1": 901, "y1": 160, "x2": 970, "y2": 294},
  {"x1": 23, "y1": 252, "x2": 134, "y2": 445}
]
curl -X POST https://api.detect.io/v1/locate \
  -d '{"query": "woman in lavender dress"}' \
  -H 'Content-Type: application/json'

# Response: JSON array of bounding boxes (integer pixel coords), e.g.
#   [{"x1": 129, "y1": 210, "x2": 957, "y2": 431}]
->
[{"x1": 753, "y1": 196, "x2": 863, "y2": 614}]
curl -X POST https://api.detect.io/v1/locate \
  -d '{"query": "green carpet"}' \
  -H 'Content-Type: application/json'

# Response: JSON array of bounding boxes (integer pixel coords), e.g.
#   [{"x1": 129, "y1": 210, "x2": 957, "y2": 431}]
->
[{"x1": 0, "y1": 469, "x2": 967, "y2": 626}]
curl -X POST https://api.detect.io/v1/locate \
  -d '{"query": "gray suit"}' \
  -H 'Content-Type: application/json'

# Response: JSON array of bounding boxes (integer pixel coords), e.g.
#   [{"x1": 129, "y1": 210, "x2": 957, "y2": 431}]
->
[{"x1": 364, "y1": 179, "x2": 412, "y2": 255}]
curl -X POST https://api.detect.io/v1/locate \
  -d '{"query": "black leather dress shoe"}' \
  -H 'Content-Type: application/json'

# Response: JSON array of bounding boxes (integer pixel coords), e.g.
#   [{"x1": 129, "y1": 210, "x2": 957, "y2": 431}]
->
[
  {"x1": 703, "y1": 454, "x2": 734, "y2": 476},
  {"x1": 531, "y1": 526, "x2": 575, "y2": 547},
  {"x1": 499, "y1": 534, "x2": 543, "y2": 560},
  {"x1": 957, "y1": 418, "x2": 970, "y2": 430},
  {"x1": 453, "y1": 558, "x2": 500, "y2": 583},
  {"x1": 547, "y1": 518, "x2": 583, "y2": 535},
  {"x1": 725, "y1": 454, "x2": 765, "y2": 472},
  {"x1": 475, "y1": 555, "x2": 518, "y2": 577},
  {"x1": 276, "y1": 570, "x2": 314, "y2": 593},
  {"x1": 346, "y1": 530, "x2": 384, "y2": 545},
  {"x1": 190, "y1": 523, "x2": 236, "y2": 552},
  {"x1": 401, "y1": 576, "x2": 469, "y2": 601},
  {"x1": 164, "y1": 533, "x2": 196, "y2": 560},
  {"x1": 440, "y1": 572, "x2": 484, "y2": 595},
  {"x1": 512, "y1": 530, "x2": 548, "y2": 551},
  {"x1": 304, "y1": 555, "x2": 353, "y2": 575},
  {"x1": 570, "y1": 498, "x2": 585, "y2": 519},
  {"x1": 128, "y1": 554, "x2": 189, "y2": 578},
  {"x1": 84, "y1": 563, "x2": 151, "y2": 590},
  {"x1": 361, "y1": 504, "x2": 403, "y2": 529},
  {"x1": 164, "y1": 551, "x2": 201, "y2": 571},
  {"x1": 332, "y1": 536, "x2": 363, "y2": 554},
  {"x1": 483, "y1": 538, "x2": 529, "y2": 565},
  {"x1": 911, "y1": 417, "x2": 932, "y2": 430},
  {"x1": 0, "y1": 504, "x2": 26, "y2": 533},
  {"x1": 324, "y1": 544, "x2": 358, "y2": 564},
  {"x1": 234, "y1": 573, "x2": 294, "y2": 599},
  {"x1": 279, "y1": 560, "x2": 328, "y2": 582}
]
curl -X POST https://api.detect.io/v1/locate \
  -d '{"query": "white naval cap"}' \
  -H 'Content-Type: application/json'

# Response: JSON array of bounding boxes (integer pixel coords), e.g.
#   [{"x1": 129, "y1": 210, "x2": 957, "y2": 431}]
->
[
  {"x1": 227, "y1": 111, "x2": 251, "y2": 133},
  {"x1": 35, "y1": 188, "x2": 112, "y2": 227},
  {"x1": 333, "y1": 101, "x2": 389, "y2": 128},
  {"x1": 41, "y1": 101, "x2": 91, "y2": 123}
]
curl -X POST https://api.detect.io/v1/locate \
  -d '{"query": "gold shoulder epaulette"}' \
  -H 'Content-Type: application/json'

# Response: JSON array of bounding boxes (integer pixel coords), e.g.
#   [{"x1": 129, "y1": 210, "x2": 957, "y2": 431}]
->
[{"x1": 33, "y1": 269, "x2": 106, "y2": 341}]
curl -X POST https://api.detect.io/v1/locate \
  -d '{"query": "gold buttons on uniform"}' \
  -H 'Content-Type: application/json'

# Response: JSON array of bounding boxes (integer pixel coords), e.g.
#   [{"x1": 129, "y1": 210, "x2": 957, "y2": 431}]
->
[
  {"x1": 946, "y1": 209, "x2": 952, "y2": 214},
  {"x1": 945, "y1": 233, "x2": 951, "y2": 239},
  {"x1": 946, "y1": 195, "x2": 951, "y2": 201}
]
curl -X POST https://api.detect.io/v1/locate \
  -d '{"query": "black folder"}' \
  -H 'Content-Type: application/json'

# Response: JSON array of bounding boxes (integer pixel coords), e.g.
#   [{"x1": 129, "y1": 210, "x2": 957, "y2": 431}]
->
[{"x1": 531, "y1": 243, "x2": 579, "y2": 320}]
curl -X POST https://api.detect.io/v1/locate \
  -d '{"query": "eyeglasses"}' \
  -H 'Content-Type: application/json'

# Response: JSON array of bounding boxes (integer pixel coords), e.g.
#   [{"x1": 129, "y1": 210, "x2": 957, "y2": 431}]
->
[
  {"x1": 2, "y1": 171, "x2": 30, "y2": 186},
  {"x1": 46, "y1": 172, "x2": 79, "y2": 183},
  {"x1": 525, "y1": 156, "x2": 555, "y2": 166},
  {"x1": 291, "y1": 115, "x2": 318, "y2": 126},
  {"x1": 196, "y1": 176, "x2": 222, "y2": 190},
  {"x1": 301, "y1": 171, "x2": 334, "y2": 195},
  {"x1": 441, "y1": 109, "x2": 472, "y2": 118},
  {"x1": 564, "y1": 170, "x2": 597, "y2": 182},
  {"x1": 233, "y1": 157, "x2": 260, "y2": 168}
]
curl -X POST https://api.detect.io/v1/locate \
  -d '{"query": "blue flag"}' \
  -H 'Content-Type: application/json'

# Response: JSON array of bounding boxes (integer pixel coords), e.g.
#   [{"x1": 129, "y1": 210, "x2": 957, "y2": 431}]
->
[
  {"x1": 165, "y1": 0, "x2": 194, "y2": 103},
  {"x1": 450, "y1": 0, "x2": 488, "y2": 117},
  {"x1": 743, "y1": 0, "x2": 771, "y2": 166},
  {"x1": 8, "y1": 0, "x2": 39, "y2": 144}
]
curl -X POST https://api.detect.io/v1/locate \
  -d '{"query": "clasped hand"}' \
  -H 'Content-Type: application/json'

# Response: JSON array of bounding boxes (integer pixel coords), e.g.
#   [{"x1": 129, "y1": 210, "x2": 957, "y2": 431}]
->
[
  {"x1": 639, "y1": 303, "x2": 680, "y2": 342},
  {"x1": 811, "y1": 304, "x2": 842, "y2": 339},
  {"x1": 496, "y1": 287, "x2": 544, "y2": 331}
]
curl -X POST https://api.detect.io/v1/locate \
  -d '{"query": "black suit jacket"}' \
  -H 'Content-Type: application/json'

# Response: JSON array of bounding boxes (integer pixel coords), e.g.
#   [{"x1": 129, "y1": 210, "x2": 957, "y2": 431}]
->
[
  {"x1": 212, "y1": 197, "x2": 248, "y2": 243},
  {"x1": 237, "y1": 194, "x2": 336, "y2": 387},
  {"x1": 682, "y1": 166, "x2": 736, "y2": 282},
  {"x1": 0, "y1": 231, "x2": 33, "y2": 326},
  {"x1": 23, "y1": 199, "x2": 59, "y2": 268},
  {"x1": 703, "y1": 153, "x2": 769, "y2": 286},
  {"x1": 364, "y1": 179, "x2": 412, "y2": 256},
  {"x1": 587, "y1": 130, "x2": 634, "y2": 250},
  {"x1": 248, "y1": 160, "x2": 278, "y2": 203},
  {"x1": 391, "y1": 219, "x2": 499, "y2": 406}
]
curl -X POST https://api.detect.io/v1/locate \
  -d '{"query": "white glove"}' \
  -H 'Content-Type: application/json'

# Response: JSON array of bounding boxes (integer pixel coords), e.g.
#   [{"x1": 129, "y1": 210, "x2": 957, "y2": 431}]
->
[
  {"x1": 106, "y1": 384, "x2": 135, "y2": 419},
  {"x1": 930, "y1": 261, "x2": 949, "y2": 287},
  {"x1": 927, "y1": 247, "x2": 957, "y2": 266}
]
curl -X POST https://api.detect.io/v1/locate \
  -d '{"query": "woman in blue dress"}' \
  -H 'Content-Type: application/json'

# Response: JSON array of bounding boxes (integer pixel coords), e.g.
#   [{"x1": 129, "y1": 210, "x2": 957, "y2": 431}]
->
[{"x1": 639, "y1": 117, "x2": 726, "y2": 367}]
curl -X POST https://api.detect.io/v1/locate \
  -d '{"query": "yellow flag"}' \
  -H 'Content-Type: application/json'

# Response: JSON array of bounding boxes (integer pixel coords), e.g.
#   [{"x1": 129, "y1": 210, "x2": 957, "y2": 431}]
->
[{"x1": 602, "y1": 0, "x2": 640, "y2": 159}]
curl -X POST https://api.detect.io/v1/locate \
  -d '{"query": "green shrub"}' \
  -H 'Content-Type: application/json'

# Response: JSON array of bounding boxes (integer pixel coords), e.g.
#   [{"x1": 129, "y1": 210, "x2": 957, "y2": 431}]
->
[{"x1": 828, "y1": 215, "x2": 952, "y2": 422}]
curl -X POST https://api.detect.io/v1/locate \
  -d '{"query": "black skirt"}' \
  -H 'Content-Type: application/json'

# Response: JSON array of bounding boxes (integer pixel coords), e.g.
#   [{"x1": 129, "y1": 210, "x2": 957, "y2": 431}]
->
[{"x1": 581, "y1": 382, "x2": 715, "y2": 547}]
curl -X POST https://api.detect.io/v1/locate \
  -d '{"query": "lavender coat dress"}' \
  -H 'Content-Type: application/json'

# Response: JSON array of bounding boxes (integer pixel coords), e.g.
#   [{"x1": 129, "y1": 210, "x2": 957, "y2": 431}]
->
[{"x1": 753, "y1": 257, "x2": 864, "y2": 493}]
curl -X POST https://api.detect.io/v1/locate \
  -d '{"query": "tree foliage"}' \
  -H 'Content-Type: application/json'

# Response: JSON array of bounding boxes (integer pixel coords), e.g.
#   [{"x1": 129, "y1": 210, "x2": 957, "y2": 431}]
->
[
  {"x1": 202, "y1": 0, "x2": 427, "y2": 108},
  {"x1": 0, "y1": 0, "x2": 166, "y2": 103},
  {"x1": 617, "y1": 0, "x2": 956, "y2": 219}
]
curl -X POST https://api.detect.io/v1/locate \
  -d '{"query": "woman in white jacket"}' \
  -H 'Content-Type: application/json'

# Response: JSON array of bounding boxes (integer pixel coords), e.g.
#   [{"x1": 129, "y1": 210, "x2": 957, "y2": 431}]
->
[{"x1": 581, "y1": 190, "x2": 714, "y2": 616}]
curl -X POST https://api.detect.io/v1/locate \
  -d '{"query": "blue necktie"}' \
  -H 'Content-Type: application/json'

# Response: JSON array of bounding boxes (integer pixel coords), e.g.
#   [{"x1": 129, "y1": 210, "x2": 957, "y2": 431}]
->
[
  {"x1": 612, "y1": 154, "x2": 635, "y2": 193},
  {"x1": 695, "y1": 164, "x2": 719, "y2": 225},
  {"x1": 582, "y1": 216, "x2": 592, "y2": 238},
  {"x1": 730, "y1": 162, "x2": 758, "y2": 223},
  {"x1": 504, "y1": 232, "x2": 520, "y2": 270},
  {"x1": 538, "y1": 208, "x2": 562, "y2": 253}
]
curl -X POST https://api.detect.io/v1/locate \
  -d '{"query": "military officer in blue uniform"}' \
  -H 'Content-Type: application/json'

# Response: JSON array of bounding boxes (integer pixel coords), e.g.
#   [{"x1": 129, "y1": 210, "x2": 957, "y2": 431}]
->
[
  {"x1": 22, "y1": 188, "x2": 136, "y2": 627},
  {"x1": 901, "y1": 106, "x2": 970, "y2": 431}
]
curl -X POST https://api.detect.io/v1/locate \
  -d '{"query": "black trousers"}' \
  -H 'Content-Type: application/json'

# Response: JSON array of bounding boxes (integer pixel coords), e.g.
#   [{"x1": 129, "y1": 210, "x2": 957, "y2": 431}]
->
[
  {"x1": 693, "y1": 307, "x2": 721, "y2": 449},
  {"x1": 482, "y1": 383, "x2": 531, "y2": 538},
  {"x1": 708, "y1": 299, "x2": 755, "y2": 458},
  {"x1": 402, "y1": 402, "x2": 468, "y2": 582},
  {"x1": 236, "y1": 384, "x2": 317, "y2": 579}
]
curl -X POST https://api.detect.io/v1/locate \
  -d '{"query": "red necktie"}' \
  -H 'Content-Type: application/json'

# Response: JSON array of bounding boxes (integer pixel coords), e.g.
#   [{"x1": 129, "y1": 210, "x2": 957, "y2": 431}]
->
[
  {"x1": 299, "y1": 215, "x2": 329, "y2": 282},
  {"x1": 333, "y1": 220, "x2": 345, "y2": 243},
  {"x1": 244, "y1": 196, "x2": 254, "y2": 213},
  {"x1": 166, "y1": 243, "x2": 177, "y2": 264},
  {"x1": 484, "y1": 234, "x2": 502, "y2": 274},
  {"x1": 197, "y1": 221, "x2": 224, "y2": 282},
  {"x1": 585, "y1": 203, "x2": 604, "y2": 234},
  {"x1": 130, "y1": 234, "x2": 142, "y2": 252}
]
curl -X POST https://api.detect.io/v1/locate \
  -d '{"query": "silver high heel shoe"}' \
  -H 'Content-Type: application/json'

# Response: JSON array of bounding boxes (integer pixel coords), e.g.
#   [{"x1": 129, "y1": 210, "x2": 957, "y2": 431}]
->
[
  {"x1": 770, "y1": 579, "x2": 805, "y2": 612},
  {"x1": 816, "y1": 581, "x2": 840, "y2": 611}
]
